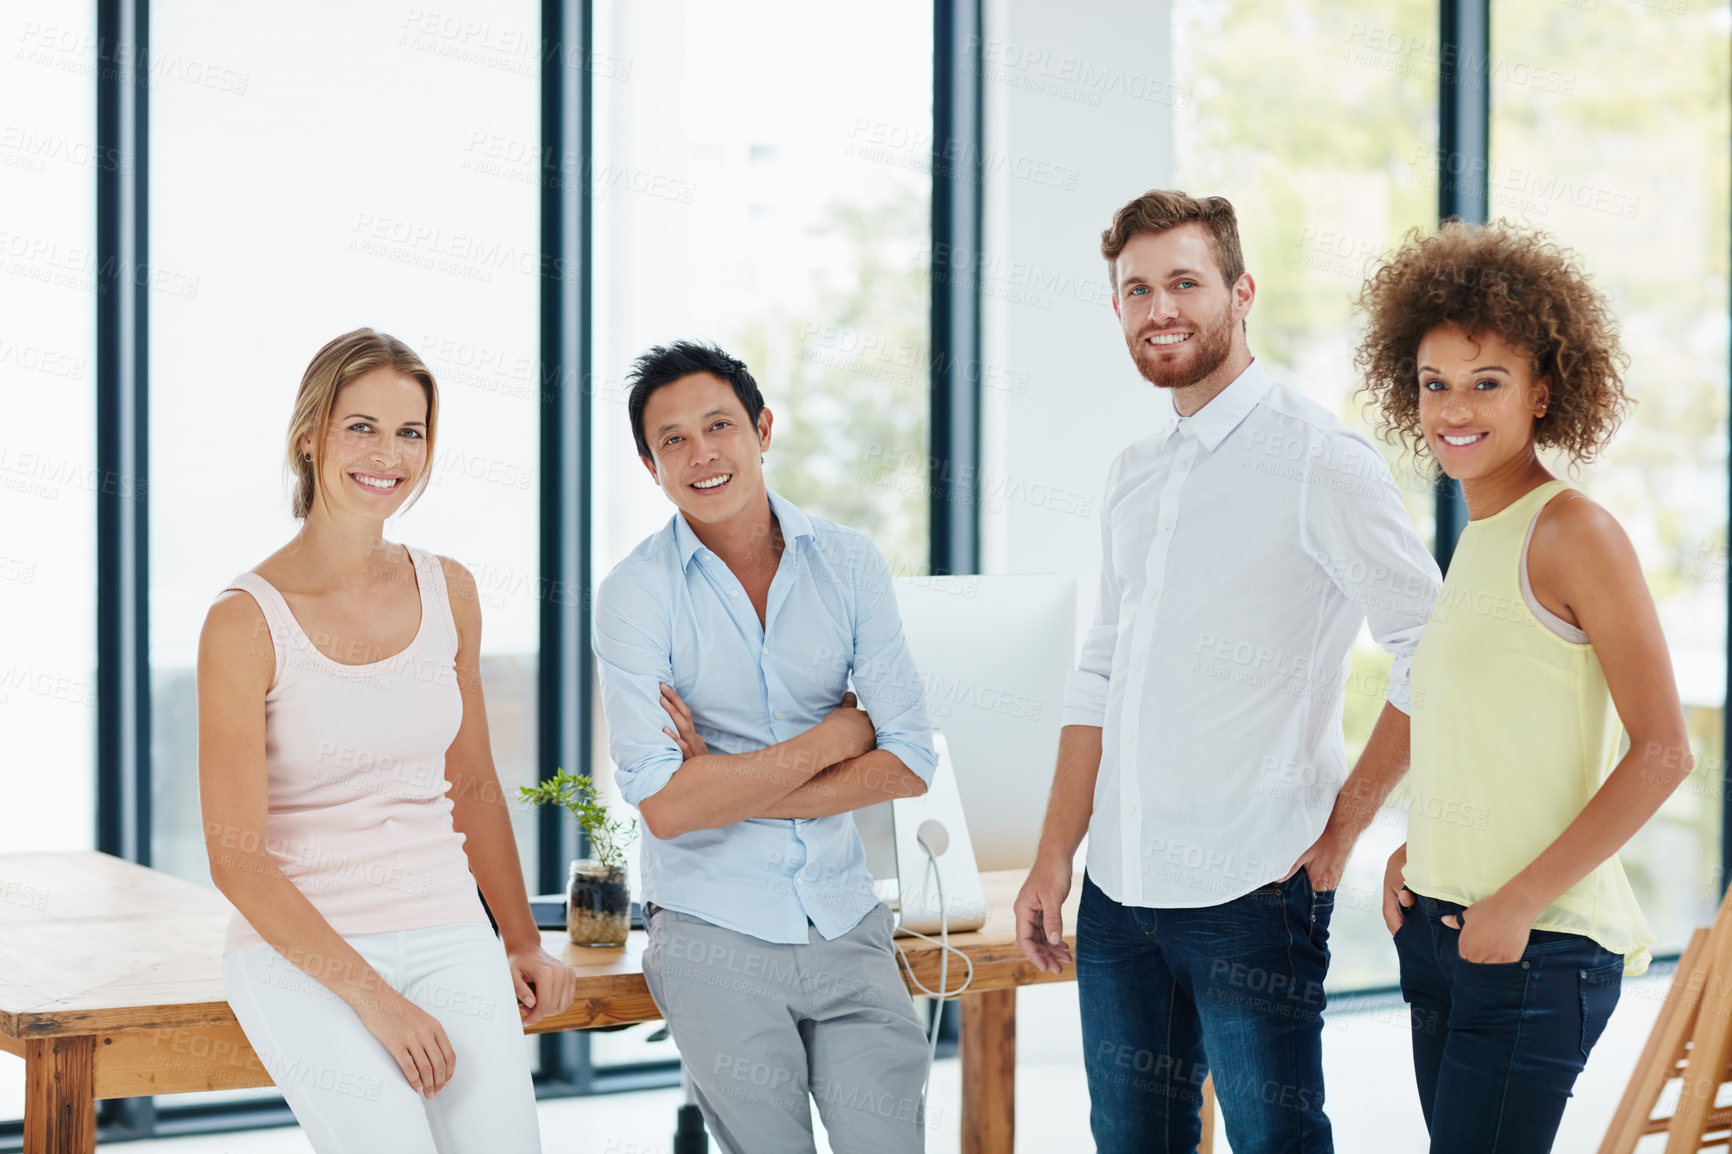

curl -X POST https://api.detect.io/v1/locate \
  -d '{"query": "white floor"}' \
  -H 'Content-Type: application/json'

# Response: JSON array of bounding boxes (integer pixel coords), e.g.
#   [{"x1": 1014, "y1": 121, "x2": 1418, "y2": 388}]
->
[{"x1": 1, "y1": 974, "x2": 1678, "y2": 1152}]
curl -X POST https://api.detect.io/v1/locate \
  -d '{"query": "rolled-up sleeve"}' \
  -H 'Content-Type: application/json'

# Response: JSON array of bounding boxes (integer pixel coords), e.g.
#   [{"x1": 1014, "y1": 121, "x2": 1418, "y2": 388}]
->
[
  {"x1": 592, "y1": 565, "x2": 685, "y2": 807},
  {"x1": 848, "y1": 537, "x2": 939, "y2": 784},
  {"x1": 1299, "y1": 429, "x2": 1441, "y2": 713},
  {"x1": 1063, "y1": 460, "x2": 1124, "y2": 728}
]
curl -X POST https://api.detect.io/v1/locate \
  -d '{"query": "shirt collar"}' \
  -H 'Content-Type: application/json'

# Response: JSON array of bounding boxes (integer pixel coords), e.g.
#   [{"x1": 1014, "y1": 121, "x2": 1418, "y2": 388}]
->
[
  {"x1": 672, "y1": 486, "x2": 813, "y2": 570},
  {"x1": 1165, "y1": 358, "x2": 1274, "y2": 451}
]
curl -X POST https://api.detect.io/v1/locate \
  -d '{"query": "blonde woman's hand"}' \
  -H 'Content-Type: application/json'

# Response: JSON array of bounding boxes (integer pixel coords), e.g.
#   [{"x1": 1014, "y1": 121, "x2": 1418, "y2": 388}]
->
[
  {"x1": 510, "y1": 945, "x2": 577, "y2": 1028},
  {"x1": 353, "y1": 990, "x2": 456, "y2": 1097}
]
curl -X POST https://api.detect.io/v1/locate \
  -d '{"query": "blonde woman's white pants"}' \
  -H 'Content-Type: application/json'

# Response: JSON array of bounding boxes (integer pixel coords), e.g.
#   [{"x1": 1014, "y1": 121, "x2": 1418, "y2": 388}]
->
[{"x1": 223, "y1": 921, "x2": 541, "y2": 1154}]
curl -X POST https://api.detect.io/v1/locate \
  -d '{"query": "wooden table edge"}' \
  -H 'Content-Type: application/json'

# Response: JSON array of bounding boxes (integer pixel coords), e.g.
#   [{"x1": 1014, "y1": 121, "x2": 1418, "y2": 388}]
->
[
  {"x1": 3, "y1": 1001, "x2": 242, "y2": 1040},
  {"x1": 0, "y1": 932, "x2": 1081, "y2": 1063},
  {"x1": 0, "y1": 929, "x2": 1080, "y2": 1040}
]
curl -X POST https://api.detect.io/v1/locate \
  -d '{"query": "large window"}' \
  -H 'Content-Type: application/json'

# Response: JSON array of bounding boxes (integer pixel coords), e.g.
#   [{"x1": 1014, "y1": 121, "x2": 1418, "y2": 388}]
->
[
  {"x1": 590, "y1": 0, "x2": 934, "y2": 578},
  {"x1": 1491, "y1": 0, "x2": 1731, "y2": 954},
  {"x1": 0, "y1": 7, "x2": 100, "y2": 851},
  {"x1": 1172, "y1": 0, "x2": 1440, "y2": 989}
]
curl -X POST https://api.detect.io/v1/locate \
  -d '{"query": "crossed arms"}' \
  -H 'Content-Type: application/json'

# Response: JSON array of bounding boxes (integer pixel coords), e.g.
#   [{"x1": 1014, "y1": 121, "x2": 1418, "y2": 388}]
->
[
  {"x1": 592, "y1": 543, "x2": 936, "y2": 842},
  {"x1": 639, "y1": 684, "x2": 925, "y2": 839}
]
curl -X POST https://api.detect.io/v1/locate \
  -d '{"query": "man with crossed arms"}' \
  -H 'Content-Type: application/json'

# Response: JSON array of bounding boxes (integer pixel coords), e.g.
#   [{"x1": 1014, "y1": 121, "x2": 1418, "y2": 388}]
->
[{"x1": 594, "y1": 340, "x2": 935, "y2": 1153}]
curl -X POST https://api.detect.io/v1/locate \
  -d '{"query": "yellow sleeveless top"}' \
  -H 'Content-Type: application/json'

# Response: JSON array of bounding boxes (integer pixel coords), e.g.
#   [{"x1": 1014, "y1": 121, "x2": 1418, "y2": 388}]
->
[{"x1": 1404, "y1": 479, "x2": 1652, "y2": 975}]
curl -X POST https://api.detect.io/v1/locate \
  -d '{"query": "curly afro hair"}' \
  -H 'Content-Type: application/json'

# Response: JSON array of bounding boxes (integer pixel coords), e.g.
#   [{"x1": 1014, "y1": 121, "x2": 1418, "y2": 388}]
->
[{"x1": 1353, "y1": 219, "x2": 1630, "y2": 465}]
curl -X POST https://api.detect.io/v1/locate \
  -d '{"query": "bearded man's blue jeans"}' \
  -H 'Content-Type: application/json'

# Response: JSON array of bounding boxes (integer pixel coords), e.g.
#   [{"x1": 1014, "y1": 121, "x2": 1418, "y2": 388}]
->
[{"x1": 1077, "y1": 869, "x2": 1334, "y2": 1154}]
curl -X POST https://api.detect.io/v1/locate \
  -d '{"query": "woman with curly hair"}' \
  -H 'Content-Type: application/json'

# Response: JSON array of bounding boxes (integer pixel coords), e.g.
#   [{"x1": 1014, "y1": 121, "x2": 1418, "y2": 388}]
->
[{"x1": 1356, "y1": 220, "x2": 1693, "y2": 1152}]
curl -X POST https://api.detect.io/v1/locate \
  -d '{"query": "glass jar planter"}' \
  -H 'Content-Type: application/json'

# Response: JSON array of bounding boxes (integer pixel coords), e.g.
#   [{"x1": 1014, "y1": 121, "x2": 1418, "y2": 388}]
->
[{"x1": 567, "y1": 859, "x2": 630, "y2": 947}]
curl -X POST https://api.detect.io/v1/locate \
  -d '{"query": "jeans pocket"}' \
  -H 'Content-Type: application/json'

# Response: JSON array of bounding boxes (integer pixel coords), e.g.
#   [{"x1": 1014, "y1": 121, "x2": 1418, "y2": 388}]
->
[
  {"x1": 1448, "y1": 931, "x2": 1531, "y2": 983},
  {"x1": 1296, "y1": 864, "x2": 1333, "y2": 902},
  {"x1": 1578, "y1": 957, "x2": 1622, "y2": 1058},
  {"x1": 1452, "y1": 956, "x2": 1529, "y2": 983}
]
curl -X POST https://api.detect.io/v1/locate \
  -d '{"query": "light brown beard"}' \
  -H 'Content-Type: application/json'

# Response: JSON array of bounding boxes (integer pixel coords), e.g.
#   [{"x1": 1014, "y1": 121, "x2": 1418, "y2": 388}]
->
[{"x1": 1127, "y1": 299, "x2": 1235, "y2": 390}]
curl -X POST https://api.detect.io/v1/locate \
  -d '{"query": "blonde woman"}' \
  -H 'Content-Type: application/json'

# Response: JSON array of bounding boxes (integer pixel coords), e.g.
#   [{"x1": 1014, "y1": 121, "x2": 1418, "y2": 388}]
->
[
  {"x1": 198, "y1": 328, "x2": 572, "y2": 1152},
  {"x1": 1357, "y1": 224, "x2": 1693, "y2": 1152}
]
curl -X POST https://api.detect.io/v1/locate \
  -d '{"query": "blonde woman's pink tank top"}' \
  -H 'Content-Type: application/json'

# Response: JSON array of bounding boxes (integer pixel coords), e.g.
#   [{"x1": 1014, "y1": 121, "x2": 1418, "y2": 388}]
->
[{"x1": 217, "y1": 545, "x2": 489, "y2": 954}]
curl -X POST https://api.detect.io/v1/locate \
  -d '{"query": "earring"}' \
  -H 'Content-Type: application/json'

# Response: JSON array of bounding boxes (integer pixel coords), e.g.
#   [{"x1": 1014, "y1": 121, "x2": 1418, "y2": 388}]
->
[{"x1": 303, "y1": 452, "x2": 313, "y2": 462}]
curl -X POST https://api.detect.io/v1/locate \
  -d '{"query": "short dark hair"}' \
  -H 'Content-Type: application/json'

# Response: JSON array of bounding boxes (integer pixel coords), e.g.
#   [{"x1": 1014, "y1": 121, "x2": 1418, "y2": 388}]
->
[
  {"x1": 1100, "y1": 189, "x2": 1245, "y2": 293},
  {"x1": 626, "y1": 341, "x2": 766, "y2": 461}
]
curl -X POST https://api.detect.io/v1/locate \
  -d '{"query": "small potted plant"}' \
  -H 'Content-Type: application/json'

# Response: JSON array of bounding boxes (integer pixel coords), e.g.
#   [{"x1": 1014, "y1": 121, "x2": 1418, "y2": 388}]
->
[{"x1": 518, "y1": 769, "x2": 637, "y2": 948}]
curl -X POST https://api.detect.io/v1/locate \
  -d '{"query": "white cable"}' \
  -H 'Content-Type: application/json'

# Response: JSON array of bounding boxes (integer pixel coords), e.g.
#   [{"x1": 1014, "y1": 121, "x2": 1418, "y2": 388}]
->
[{"x1": 892, "y1": 847, "x2": 975, "y2": 1078}]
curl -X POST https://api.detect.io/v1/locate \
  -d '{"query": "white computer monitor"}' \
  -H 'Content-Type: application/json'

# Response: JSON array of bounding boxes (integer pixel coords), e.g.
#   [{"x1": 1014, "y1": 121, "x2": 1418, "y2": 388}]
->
[{"x1": 857, "y1": 574, "x2": 1076, "y2": 874}]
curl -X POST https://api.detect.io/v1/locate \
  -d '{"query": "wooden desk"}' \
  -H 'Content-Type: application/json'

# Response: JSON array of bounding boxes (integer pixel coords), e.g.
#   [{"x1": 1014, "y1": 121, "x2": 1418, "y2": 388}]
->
[{"x1": 0, "y1": 852, "x2": 1213, "y2": 1153}]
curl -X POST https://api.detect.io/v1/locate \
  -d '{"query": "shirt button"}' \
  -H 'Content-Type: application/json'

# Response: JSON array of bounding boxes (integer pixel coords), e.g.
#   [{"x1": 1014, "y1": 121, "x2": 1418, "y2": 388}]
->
[
  {"x1": 1161, "y1": 519, "x2": 1173, "y2": 530},
  {"x1": 762, "y1": 646, "x2": 769, "y2": 656},
  {"x1": 1124, "y1": 732, "x2": 1135, "y2": 744},
  {"x1": 796, "y1": 877, "x2": 805, "y2": 885},
  {"x1": 729, "y1": 589, "x2": 738, "y2": 597},
  {"x1": 1146, "y1": 589, "x2": 1159, "y2": 601},
  {"x1": 1177, "y1": 460, "x2": 1189, "y2": 470},
  {"x1": 774, "y1": 710, "x2": 783, "y2": 720},
  {"x1": 1133, "y1": 660, "x2": 1143, "y2": 671},
  {"x1": 1126, "y1": 803, "x2": 1136, "y2": 815}
]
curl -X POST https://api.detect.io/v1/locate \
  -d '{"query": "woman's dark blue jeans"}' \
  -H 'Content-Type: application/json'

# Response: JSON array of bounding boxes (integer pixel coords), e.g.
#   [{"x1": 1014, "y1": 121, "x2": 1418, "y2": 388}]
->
[
  {"x1": 1077, "y1": 869, "x2": 1335, "y2": 1154},
  {"x1": 1394, "y1": 891, "x2": 1623, "y2": 1153}
]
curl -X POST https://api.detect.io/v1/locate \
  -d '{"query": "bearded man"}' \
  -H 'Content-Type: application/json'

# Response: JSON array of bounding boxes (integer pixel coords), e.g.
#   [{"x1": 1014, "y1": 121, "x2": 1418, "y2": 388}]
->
[{"x1": 1012, "y1": 191, "x2": 1442, "y2": 1154}]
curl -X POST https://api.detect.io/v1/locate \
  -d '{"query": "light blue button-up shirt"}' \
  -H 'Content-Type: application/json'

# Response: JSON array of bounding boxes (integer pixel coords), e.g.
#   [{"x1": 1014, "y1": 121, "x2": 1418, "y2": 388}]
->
[{"x1": 593, "y1": 489, "x2": 938, "y2": 944}]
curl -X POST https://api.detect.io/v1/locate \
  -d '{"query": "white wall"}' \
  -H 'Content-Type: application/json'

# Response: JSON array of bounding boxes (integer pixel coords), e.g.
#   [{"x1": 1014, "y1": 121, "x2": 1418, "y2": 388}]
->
[{"x1": 980, "y1": 0, "x2": 1178, "y2": 641}]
